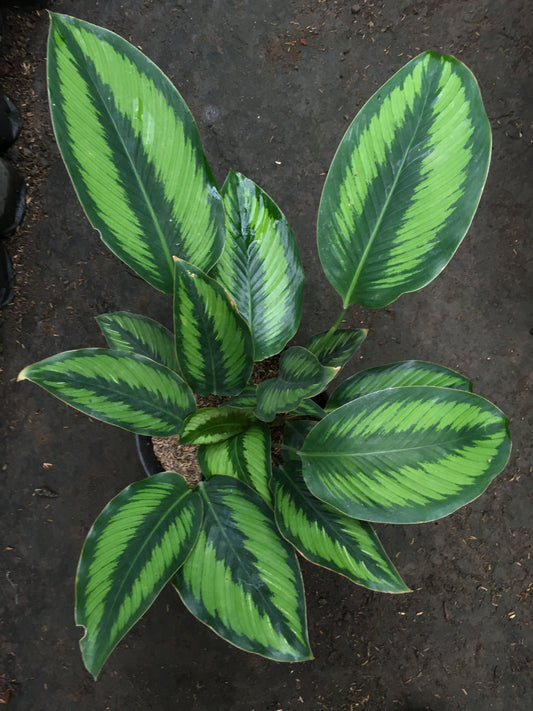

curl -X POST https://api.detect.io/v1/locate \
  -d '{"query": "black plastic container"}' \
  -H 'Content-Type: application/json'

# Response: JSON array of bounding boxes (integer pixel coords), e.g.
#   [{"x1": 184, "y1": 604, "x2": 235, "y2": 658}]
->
[{"x1": 135, "y1": 434, "x2": 163, "y2": 477}]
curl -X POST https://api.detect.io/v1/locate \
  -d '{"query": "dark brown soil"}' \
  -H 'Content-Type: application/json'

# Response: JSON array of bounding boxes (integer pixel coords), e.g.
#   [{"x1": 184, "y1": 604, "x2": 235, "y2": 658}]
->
[{"x1": 1, "y1": 1, "x2": 532, "y2": 710}]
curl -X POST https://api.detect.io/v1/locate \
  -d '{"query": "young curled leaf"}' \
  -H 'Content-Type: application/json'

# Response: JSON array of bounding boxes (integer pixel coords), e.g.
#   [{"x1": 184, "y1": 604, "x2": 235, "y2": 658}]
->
[{"x1": 256, "y1": 347, "x2": 337, "y2": 422}]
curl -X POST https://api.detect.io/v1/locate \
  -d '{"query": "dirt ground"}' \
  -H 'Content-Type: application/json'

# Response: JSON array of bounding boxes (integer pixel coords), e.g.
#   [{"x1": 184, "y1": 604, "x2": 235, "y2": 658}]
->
[{"x1": 1, "y1": 1, "x2": 532, "y2": 709}]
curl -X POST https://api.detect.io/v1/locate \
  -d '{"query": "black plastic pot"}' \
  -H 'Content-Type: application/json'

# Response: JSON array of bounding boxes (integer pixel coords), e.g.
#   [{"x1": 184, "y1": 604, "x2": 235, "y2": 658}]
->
[
  {"x1": 0, "y1": 242, "x2": 13, "y2": 307},
  {"x1": 136, "y1": 434, "x2": 163, "y2": 477},
  {"x1": 0, "y1": 157, "x2": 25, "y2": 236},
  {"x1": 0, "y1": 90, "x2": 21, "y2": 153},
  {"x1": 1, "y1": 1, "x2": 52, "y2": 8}
]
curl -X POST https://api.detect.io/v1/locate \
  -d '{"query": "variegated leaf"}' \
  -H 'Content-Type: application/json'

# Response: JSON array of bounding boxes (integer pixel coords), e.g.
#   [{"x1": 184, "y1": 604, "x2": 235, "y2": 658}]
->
[
  {"x1": 282, "y1": 420, "x2": 317, "y2": 463},
  {"x1": 18, "y1": 349, "x2": 195, "y2": 436},
  {"x1": 326, "y1": 360, "x2": 472, "y2": 411},
  {"x1": 256, "y1": 347, "x2": 338, "y2": 422},
  {"x1": 304, "y1": 328, "x2": 367, "y2": 368},
  {"x1": 300, "y1": 387, "x2": 511, "y2": 523},
  {"x1": 225, "y1": 385, "x2": 258, "y2": 409},
  {"x1": 318, "y1": 52, "x2": 491, "y2": 308},
  {"x1": 212, "y1": 172, "x2": 304, "y2": 360},
  {"x1": 173, "y1": 259, "x2": 254, "y2": 396},
  {"x1": 76, "y1": 472, "x2": 203, "y2": 677},
  {"x1": 48, "y1": 14, "x2": 224, "y2": 293},
  {"x1": 289, "y1": 398, "x2": 326, "y2": 419},
  {"x1": 272, "y1": 462, "x2": 408, "y2": 593},
  {"x1": 173, "y1": 476, "x2": 312, "y2": 661},
  {"x1": 197, "y1": 423, "x2": 272, "y2": 505},
  {"x1": 97, "y1": 312, "x2": 179, "y2": 372},
  {"x1": 180, "y1": 406, "x2": 256, "y2": 445}
]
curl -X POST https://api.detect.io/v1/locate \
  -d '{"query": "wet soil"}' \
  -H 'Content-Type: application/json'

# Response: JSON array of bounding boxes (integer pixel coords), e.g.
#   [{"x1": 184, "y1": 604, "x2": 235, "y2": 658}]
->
[{"x1": 1, "y1": 1, "x2": 532, "y2": 709}]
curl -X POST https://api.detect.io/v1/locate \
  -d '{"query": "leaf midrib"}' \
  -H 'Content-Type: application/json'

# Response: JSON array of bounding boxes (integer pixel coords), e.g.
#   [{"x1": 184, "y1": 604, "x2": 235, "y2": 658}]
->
[
  {"x1": 100, "y1": 484, "x2": 193, "y2": 634},
  {"x1": 301, "y1": 434, "x2": 481, "y2": 458},
  {"x1": 343, "y1": 87, "x2": 432, "y2": 307},
  {"x1": 198, "y1": 481, "x2": 294, "y2": 636}
]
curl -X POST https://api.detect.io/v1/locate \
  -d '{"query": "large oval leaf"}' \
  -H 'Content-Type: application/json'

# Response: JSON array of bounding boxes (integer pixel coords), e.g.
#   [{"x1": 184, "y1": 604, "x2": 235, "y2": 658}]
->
[
  {"x1": 173, "y1": 259, "x2": 254, "y2": 396},
  {"x1": 48, "y1": 13, "x2": 224, "y2": 292},
  {"x1": 212, "y1": 172, "x2": 304, "y2": 360},
  {"x1": 18, "y1": 349, "x2": 195, "y2": 436},
  {"x1": 300, "y1": 387, "x2": 510, "y2": 523},
  {"x1": 272, "y1": 463, "x2": 408, "y2": 593},
  {"x1": 97, "y1": 312, "x2": 179, "y2": 372},
  {"x1": 76, "y1": 472, "x2": 202, "y2": 678},
  {"x1": 326, "y1": 360, "x2": 472, "y2": 411},
  {"x1": 318, "y1": 51, "x2": 491, "y2": 308},
  {"x1": 173, "y1": 476, "x2": 312, "y2": 661}
]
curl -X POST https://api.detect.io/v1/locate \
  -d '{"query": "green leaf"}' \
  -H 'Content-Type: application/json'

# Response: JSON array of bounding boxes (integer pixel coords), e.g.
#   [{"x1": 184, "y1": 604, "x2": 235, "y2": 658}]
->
[
  {"x1": 197, "y1": 423, "x2": 272, "y2": 505},
  {"x1": 300, "y1": 387, "x2": 511, "y2": 523},
  {"x1": 212, "y1": 172, "x2": 304, "y2": 360},
  {"x1": 173, "y1": 259, "x2": 254, "y2": 396},
  {"x1": 225, "y1": 385, "x2": 257, "y2": 409},
  {"x1": 173, "y1": 477, "x2": 312, "y2": 661},
  {"x1": 48, "y1": 13, "x2": 224, "y2": 293},
  {"x1": 256, "y1": 347, "x2": 338, "y2": 422},
  {"x1": 317, "y1": 51, "x2": 491, "y2": 308},
  {"x1": 272, "y1": 462, "x2": 408, "y2": 593},
  {"x1": 180, "y1": 406, "x2": 256, "y2": 445},
  {"x1": 282, "y1": 420, "x2": 317, "y2": 464},
  {"x1": 327, "y1": 360, "x2": 472, "y2": 411},
  {"x1": 304, "y1": 328, "x2": 367, "y2": 368},
  {"x1": 18, "y1": 349, "x2": 195, "y2": 436},
  {"x1": 76, "y1": 472, "x2": 203, "y2": 678},
  {"x1": 97, "y1": 312, "x2": 179, "y2": 372},
  {"x1": 289, "y1": 398, "x2": 326, "y2": 419}
]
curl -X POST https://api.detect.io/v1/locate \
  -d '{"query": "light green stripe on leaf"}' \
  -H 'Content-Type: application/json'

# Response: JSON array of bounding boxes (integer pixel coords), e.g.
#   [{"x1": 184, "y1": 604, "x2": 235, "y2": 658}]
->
[
  {"x1": 173, "y1": 259, "x2": 254, "y2": 396},
  {"x1": 198, "y1": 423, "x2": 272, "y2": 505},
  {"x1": 304, "y1": 328, "x2": 367, "y2": 369},
  {"x1": 180, "y1": 406, "x2": 256, "y2": 445}
]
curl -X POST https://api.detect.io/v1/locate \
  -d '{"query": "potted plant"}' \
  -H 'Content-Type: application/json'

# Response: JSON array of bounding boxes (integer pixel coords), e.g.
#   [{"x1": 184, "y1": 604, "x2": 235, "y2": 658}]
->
[{"x1": 19, "y1": 13, "x2": 510, "y2": 678}]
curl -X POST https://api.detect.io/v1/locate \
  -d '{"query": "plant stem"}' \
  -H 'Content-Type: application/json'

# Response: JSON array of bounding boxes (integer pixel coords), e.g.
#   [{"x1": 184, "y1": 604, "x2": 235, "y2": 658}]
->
[{"x1": 321, "y1": 306, "x2": 349, "y2": 345}]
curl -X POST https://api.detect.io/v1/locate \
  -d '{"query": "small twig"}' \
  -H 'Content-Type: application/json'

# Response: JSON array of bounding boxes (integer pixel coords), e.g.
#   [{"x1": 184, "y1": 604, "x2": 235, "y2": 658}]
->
[{"x1": 5, "y1": 571, "x2": 18, "y2": 605}]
